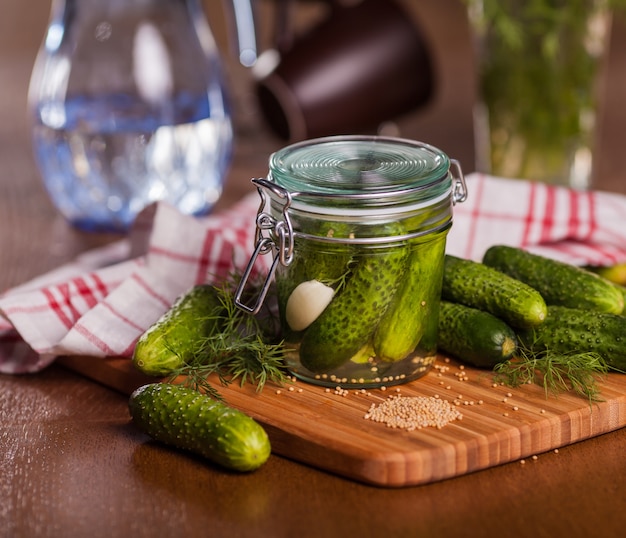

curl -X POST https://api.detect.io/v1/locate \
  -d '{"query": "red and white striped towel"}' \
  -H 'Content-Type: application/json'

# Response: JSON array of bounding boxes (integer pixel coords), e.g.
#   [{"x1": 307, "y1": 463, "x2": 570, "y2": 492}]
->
[
  {"x1": 0, "y1": 194, "x2": 266, "y2": 373},
  {"x1": 2, "y1": 173, "x2": 626, "y2": 374},
  {"x1": 450, "y1": 174, "x2": 626, "y2": 265}
]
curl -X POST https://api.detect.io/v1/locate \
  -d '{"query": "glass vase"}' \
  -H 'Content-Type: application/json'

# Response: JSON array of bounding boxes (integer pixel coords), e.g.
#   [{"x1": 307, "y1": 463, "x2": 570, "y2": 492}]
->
[{"x1": 470, "y1": 0, "x2": 611, "y2": 189}]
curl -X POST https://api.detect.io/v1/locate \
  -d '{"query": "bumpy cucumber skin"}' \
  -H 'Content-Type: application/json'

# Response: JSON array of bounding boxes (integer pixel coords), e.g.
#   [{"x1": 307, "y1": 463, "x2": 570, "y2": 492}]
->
[
  {"x1": 442, "y1": 255, "x2": 547, "y2": 329},
  {"x1": 483, "y1": 245, "x2": 624, "y2": 315},
  {"x1": 129, "y1": 383, "x2": 271, "y2": 472},
  {"x1": 516, "y1": 305, "x2": 626, "y2": 370},
  {"x1": 299, "y1": 246, "x2": 409, "y2": 373},
  {"x1": 373, "y1": 233, "x2": 447, "y2": 362},
  {"x1": 132, "y1": 285, "x2": 224, "y2": 377},
  {"x1": 437, "y1": 300, "x2": 518, "y2": 368}
]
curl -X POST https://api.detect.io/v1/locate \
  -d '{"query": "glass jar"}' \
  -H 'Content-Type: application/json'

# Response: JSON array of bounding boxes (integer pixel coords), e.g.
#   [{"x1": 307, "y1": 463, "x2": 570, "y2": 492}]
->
[{"x1": 236, "y1": 136, "x2": 467, "y2": 389}]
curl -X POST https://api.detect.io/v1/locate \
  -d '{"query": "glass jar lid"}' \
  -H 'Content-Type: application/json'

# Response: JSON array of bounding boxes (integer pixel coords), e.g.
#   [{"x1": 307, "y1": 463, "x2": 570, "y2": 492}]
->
[
  {"x1": 268, "y1": 135, "x2": 453, "y2": 212},
  {"x1": 234, "y1": 136, "x2": 466, "y2": 314}
]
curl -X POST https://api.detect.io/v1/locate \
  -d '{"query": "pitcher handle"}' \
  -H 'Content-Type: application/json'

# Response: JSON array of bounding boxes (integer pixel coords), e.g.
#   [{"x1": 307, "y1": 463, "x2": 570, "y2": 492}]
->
[{"x1": 224, "y1": 0, "x2": 258, "y2": 66}]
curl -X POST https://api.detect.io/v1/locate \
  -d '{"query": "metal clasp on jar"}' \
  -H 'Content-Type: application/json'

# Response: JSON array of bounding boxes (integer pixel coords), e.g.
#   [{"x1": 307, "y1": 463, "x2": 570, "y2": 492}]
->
[
  {"x1": 450, "y1": 159, "x2": 468, "y2": 204},
  {"x1": 234, "y1": 178, "x2": 295, "y2": 314}
]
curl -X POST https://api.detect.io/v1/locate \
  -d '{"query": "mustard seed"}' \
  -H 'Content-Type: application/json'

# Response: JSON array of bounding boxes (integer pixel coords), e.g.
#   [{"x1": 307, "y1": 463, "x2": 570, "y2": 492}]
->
[{"x1": 364, "y1": 395, "x2": 462, "y2": 431}]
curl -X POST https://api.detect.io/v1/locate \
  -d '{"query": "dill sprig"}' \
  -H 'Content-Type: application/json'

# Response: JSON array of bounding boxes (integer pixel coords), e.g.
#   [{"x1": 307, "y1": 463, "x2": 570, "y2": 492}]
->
[
  {"x1": 493, "y1": 345, "x2": 609, "y2": 403},
  {"x1": 166, "y1": 274, "x2": 288, "y2": 399}
]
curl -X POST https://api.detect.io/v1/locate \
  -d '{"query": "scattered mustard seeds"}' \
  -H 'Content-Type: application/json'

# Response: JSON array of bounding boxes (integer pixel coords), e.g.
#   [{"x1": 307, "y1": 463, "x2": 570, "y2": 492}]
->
[{"x1": 364, "y1": 395, "x2": 463, "y2": 431}]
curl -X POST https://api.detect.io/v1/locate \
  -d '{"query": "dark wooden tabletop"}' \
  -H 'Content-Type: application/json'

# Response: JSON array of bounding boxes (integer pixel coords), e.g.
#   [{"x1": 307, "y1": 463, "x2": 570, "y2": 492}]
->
[{"x1": 2, "y1": 2, "x2": 626, "y2": 537}]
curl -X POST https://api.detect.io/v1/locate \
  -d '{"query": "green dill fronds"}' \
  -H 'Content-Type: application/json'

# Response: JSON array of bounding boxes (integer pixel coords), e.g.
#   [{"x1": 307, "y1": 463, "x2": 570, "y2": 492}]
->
[
  {"x1": 167, "y1": 272, "x2": 288, "y2": 399},
  {"x1": 493, "y1": 344, "x2": 609, "y2": 403}
]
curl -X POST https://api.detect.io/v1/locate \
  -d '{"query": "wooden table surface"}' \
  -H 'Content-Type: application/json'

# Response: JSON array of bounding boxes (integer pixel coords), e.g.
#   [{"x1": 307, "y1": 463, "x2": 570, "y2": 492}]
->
[{"x1": 2, "y1": 3, "x2": 626, "y2": 537}]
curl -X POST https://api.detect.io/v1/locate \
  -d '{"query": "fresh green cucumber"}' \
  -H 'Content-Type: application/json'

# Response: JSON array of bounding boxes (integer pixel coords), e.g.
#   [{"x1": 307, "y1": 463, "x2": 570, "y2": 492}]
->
[
  {"x1": 299, "y1": 245, "x2": 409, "y2": 373},
  {"x1": 276, "y1": 222, "x2": 354, "y2": 342},
  {"x1": 132, "y1": 285, "x2": 225, "y2": 377},
  {"x1": 298, "y1": 221, "x2": 355, "y2": 285},
  {"x1": 442, "y1": 254, "x2": 547, "y2": 329},
  {"x1": 373, "y1": 233, "x2": 446, "y2": 361},
  {"x1": 437, "y1": 300, "x2": 518, "y2": 368},
  {"x1": 583, "y1": 267, "x2": 626, "y2": 316},
  {"x1": 516, "y1": 305, "x2": 626, "y2": 370},
  {"x1": 483, "y1": 245, "x2": 624, "y2": 315},
  {"x1": 607, "y1": 282, "x2": 626, "y2": 316},
  {"x1": 129, "y1": 383, "x2": 271, "y2": 472}
]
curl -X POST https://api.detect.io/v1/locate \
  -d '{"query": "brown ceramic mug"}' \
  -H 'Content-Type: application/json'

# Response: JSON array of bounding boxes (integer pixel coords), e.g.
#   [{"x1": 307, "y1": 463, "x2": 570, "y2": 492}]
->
[{"x1": 254, "y1": 0, "x2": 434, "y2": 141}]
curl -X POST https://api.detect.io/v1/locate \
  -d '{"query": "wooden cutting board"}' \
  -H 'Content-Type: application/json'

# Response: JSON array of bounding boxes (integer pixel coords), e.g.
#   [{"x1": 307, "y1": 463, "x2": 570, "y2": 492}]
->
[{"x1": 58, "y1": 354, "x2": 626, "y2": 488}]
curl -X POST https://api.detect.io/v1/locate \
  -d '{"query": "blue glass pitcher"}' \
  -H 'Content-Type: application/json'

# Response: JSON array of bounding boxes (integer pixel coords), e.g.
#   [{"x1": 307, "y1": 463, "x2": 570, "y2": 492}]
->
[{"x1": 27, "y1": 0, "x2": 256, "y2": 233}]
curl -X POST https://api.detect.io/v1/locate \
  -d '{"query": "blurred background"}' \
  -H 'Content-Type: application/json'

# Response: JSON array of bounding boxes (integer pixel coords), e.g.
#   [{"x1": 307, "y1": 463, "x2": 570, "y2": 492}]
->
[{"x1": 1, "y1": 0, "x2": 626, "y2": 205}]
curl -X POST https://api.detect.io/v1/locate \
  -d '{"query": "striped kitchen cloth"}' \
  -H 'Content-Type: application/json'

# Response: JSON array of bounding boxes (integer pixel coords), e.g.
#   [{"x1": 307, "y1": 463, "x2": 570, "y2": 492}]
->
[
  {"x1": 0, "y1": 194, "x2": 266, "y2": 373},
  {"x1": 449, "y1": 174, "x2": 626, "y2": 265},
  {"x1": 1, "y1": 173, "x2": 626, "y2": 374}
]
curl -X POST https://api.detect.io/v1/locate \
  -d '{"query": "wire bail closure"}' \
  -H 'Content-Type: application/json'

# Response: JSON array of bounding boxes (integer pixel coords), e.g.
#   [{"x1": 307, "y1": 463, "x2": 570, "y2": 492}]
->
[
  {"x1": 235, "y1": 156, "x2": 467, "y2": 315},
  {"x1": 234, "y1": 178, "x2": 295, "y2": 314},
  {"x1": 450, "y1": 159, "x2": 468, "y2": 204}
]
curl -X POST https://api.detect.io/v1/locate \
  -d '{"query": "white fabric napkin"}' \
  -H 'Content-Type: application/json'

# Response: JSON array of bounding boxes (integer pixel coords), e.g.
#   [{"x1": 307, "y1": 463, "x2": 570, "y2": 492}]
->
[{"x1": 2, "y1": 173, "x2": 626, "y2": 374}]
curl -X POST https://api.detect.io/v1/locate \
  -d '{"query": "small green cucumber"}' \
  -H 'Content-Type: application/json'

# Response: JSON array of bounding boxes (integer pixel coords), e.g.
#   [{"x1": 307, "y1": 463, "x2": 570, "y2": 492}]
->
[
  {"x1": 483, "y1": 245, "x2": 624, "y2": 315},
  {"x1": 373, "y1": 233, "x2": 446, "y2": 361},
  {"x1": 276, "y1": 222, "x2": 354, "y2": 342},
  {"x1": 516, "y1": 305, "x2": 626, "y2": 370},
  {"x1": 129, "y1": 383, "x2": 271, "y2": 472},
  {"x1": 593, "y1": 276, "x2": 626, "y2": 316},
  {"x1": 298, "y1": 221, "x2": 355, "y2": 284},
  {"x1": 442, "y1": 254, "x2": 547, "y2": 329},
  {"x1": 299, "y1": 245, "x2": 409, "y2": 373},
  {"x1": 437, "y1": 300, "x2": 518, "y2": 368},
  {"x1": 605, "y1": 281, "x2": 626, "y2": 316},
  {"x1": 614, "y1": 284, "x2": 626, "y2": 316},
  {"x1": 132, "y1": 285, "x2": 225, "y2": 377}
]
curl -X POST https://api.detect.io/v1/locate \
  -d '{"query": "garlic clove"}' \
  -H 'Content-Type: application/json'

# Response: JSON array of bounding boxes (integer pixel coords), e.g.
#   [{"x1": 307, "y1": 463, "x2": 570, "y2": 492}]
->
[{"x1": 285, "y1": 280, "x2": 335, "y2": 331}]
